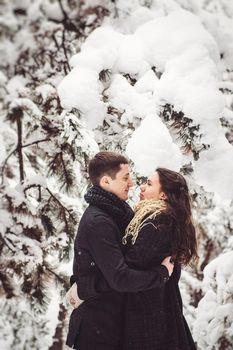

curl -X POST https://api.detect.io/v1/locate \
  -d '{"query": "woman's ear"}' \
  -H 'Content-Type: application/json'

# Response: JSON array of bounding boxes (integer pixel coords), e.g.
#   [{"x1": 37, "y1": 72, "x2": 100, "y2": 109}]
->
[{"x1": 159, "y1": 192, "x2": 167, "y2": 200}]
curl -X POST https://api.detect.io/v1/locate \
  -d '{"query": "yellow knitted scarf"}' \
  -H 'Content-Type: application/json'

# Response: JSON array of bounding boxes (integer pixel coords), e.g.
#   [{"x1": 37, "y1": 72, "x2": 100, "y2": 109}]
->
[{"x1": 122, "y1": 199, "x2": 167, "y2": 245}]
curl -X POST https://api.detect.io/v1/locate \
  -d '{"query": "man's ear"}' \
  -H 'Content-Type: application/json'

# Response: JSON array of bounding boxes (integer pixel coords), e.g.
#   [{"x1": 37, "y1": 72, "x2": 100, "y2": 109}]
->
[{"x1": 99, "y1": 175, "x2": 110, "y2": 188}]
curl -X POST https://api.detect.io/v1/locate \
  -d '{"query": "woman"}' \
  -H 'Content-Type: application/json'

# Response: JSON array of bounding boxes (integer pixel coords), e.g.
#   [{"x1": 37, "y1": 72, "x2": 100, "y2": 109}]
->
[{"x1": 122, "y1": 167, "x2": 198, "y2": 350}]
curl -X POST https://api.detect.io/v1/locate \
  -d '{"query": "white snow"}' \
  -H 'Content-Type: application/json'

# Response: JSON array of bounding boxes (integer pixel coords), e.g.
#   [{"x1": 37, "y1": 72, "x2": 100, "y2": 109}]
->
[
  {"x1": 11, "y1": 0, "x2": 31, "y2": 10},
  {"x1": 124, "y1": 6, "x2": 156, "y2": 32},
  {"x1": 82, "y1": 26, "x2": 123, "y2": 69},
  {"x1": 7, "y1": 76, "x2": 29, "y2": 99},
  {"x1": 60, "y1": 112, "x2": 99, "y2": 155},
  {"x1": 115, "y1": 35, "x2": 150, "y2": 76},
  {"x1": 58, "y1": 7, "x2": 233, "y2": 199},
  {"x1": 0, "y1": 209, "x2": 12, "y2": 236},
  {"x1": 21, "y1": 175, "x2": 48, "y2": 189},
  {"x1": 35, "y1": 84, "x2": 57, "y2": 102},
  {"x1": 193, "y1": 252, "x2": 233, "y2": 348},
  {"x1": 70, "y1": 48, "x2": 104, "y2": 72},
  {"x1": 134, "y1": 9, "x2": 219, "y2": 69},
  {"x1": 57, "y1": 67, "x2": 107, "y2": 129},
  {"x1": 126, "y1": 113, "x2": 182, "y2": 174},
  {"x1": 0, "y1": 134, "x2": 7, "y2": 164},
  {"x1": 193, "y1": 140, "x2": 233, "y2": 200},
  {"x1": 42, "y1": 1, "x2": 64, "y2": 21},
  {"x1": 108, "y1": 74, "x2": 155, "y2": 120},
  {"x1": 0, "y1": 71, "x2": 7, "y2": 85}
]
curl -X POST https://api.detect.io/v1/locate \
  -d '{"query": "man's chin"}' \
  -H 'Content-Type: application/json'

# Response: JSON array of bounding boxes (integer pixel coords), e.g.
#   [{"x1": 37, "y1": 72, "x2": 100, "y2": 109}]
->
[{"x1": 122, "y1": 192, "x2": 129, "y2": 201}]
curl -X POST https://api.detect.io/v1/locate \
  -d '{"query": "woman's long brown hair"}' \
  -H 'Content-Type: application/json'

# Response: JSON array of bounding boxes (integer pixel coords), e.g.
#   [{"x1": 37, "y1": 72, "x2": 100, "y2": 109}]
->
[{"x1": 156, "y1": 168, "x2": 198, "y2": 266}]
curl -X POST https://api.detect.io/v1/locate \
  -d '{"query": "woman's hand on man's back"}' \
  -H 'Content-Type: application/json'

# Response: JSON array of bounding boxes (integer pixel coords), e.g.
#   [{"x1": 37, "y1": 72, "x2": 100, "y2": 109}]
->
[{"x1": 161, "y1": 256, "x2": 174, "y2": 277}]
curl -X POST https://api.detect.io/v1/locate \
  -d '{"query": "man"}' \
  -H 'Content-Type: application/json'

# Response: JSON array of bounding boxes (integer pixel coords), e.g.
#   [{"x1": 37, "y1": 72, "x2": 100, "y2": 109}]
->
[{"x1": 66, "y1": 151, "x2": 173, "y2": 350}]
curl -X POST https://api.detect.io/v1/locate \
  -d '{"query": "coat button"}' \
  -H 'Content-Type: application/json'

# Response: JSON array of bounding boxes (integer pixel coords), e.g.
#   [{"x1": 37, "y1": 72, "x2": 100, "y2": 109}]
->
[
  {"x1": 78, "y1": 251, "x2": 82, "y2": 255},
  {"x1": 91, "y1": 261, "x2": 95, "y2": 266}
]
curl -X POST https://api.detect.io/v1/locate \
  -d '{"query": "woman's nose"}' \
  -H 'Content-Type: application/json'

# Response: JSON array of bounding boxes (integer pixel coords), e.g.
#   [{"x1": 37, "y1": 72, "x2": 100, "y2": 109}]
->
[{"x1": 140, "y1": 184, "x2": 145, "y2": 191}]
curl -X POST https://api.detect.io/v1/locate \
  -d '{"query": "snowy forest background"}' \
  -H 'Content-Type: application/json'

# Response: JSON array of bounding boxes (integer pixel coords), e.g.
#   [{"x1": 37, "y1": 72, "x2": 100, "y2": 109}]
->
[{"x1": 0, "y1": 0, "x2": 233, "y2": 349}]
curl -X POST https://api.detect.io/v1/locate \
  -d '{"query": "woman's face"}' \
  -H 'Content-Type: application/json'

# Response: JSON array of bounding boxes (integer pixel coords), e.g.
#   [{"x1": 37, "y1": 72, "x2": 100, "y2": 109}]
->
[{"x1": 140, "y1": 171, "x2": 166, "y2": 201}]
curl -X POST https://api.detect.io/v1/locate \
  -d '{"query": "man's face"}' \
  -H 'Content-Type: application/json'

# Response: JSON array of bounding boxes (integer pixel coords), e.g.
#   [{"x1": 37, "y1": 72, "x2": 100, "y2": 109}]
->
[
  {"x1": 140, "y1": 171, "x2": 164, "y2": 201},
  {"x1": 104, "y1": 164, "x2": 133, "y2": 201}
]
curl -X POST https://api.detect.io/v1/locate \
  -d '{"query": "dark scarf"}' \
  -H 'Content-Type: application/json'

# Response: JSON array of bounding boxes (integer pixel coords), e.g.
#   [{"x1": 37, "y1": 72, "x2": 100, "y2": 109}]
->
[{"x1": 84, "y1": 185, "x2": 134, "y2": 233}]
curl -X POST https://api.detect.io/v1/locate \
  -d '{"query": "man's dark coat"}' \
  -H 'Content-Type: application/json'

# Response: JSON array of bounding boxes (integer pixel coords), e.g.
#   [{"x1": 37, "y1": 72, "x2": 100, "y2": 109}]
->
[{"x1": 66, "y1": 187, "x2": 169, "y2": 350}]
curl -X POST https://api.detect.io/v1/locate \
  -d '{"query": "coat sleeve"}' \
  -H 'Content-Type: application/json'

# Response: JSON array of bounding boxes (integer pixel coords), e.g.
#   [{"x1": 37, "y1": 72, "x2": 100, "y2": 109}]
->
[
  {"x1": 125, "y1": 215, "x2": 171, "y2": 270},
  {"x1": 85, "y1": 215, "x2": 169, "y2": 293},
  {"x1": 173, "y1": 262, "x2": 181, "y2": 283}
]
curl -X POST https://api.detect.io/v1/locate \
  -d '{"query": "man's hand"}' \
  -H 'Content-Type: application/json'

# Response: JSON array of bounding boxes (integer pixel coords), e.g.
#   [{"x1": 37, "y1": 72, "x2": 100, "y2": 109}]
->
[
  {"x1": 65, "y1": 283, "x2": 84, "y2": 308},
  {"x1": 161, "y1": 256, "x2": 174, "y2": 277}
]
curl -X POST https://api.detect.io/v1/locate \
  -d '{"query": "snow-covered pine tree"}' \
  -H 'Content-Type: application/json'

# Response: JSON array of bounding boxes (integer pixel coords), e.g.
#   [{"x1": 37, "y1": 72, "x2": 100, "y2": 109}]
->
[
  {"x1": 1, "y1": 0, "x2": 233, "y2": 349},
  {"x1": 0, "y1": 0, "x2": 107, "y2": 348}
]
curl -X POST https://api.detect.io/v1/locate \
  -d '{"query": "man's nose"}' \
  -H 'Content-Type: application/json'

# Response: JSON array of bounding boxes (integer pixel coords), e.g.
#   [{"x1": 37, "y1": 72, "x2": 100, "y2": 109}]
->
[{"x1": 128, "y1": 178, "x2": 133, "y2": 187}]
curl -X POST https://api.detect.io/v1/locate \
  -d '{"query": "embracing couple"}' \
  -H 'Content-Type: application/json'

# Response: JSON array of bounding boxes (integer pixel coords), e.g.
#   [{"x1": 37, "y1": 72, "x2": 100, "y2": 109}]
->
[{"x1": 66, "y1": 151, "x2": 198, "y2": 350}]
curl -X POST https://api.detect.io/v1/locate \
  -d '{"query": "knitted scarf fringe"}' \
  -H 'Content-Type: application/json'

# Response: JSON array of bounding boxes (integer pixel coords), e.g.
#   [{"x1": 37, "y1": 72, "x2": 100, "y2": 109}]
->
[{"x1": 122, "y1": 199, "x2": 167, "y2": 245}]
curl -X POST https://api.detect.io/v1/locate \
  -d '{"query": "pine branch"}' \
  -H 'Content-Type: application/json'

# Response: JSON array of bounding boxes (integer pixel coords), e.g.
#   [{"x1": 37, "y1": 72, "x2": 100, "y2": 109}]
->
[
  {"x1": 38, "y1": 184, "x2": 42, "y2": 202},
  {"x1": 41, "y1": 212, "x2": 56, "y2": 236},
  {"x1": 200, "y1": 238, "x2": 214, "y2": 271},
  {"x1": 152, "y1": 66, "x2": 162, "y2": 79},
  {"x1": 44, "y1": 263, "x2": 69, "y2": 287},
  {"x1": 61, "y1": 29, "x2": 71, "y2": 73},
  {"x1": 99, "y1": 69, "x2": 111, "y2": 82},
  {"x1": 123, "y1": 73, "x2": 137, "y2": 86},
  {"x1": 59, "y1": 152, "x2": 75, "y2": 191},
  {"x1": 22, "y1": 266, "x2": 51, "y2": 309},
  {"x1": 0, "y1": 235, "x2": 16, "y2": 253},
  {"x1": 48, "y1": 152, "x2": 62, "y2": 177},
  {"x1": 47, "y1": 148, "x2": 76, "y2": 192},
  {"x1": 52, "y1": 33, "x2": 60, "y2": 50},
  {"x1": 57, "y1": 0, "x2": 69, "y2": 21},
  {"x1": 0, "y1": 271, "x2": 15, "y2": 298},
  {"x1": 41, "y1": 116, "x2": 61, "y2": 136},
  {"x1": 46, "y1": 187, "x2": 70, "y2": 233},
  {"x1": 57, "y1": 0, "x2": 82, "y2": 35},
  {"x1": 160, "y1": 104, "x2": 209, "y2": 160},
  {"x1": 6, "y1": 106, "x2": 24, "y2": 182},
  {"x1": 218, "y1": 337, "x2": 232, "y2": 349},
  {"x1": 1, "y1": 138, "x2": 50, "y2": 185},
  {"x1": 22, "y1": 138, "x2": 51, "y2": 148},
  {"x1": 23, "y1": 184, "x2": 41, "y2": 196},
  {"x1": 0, "y1": 148, "x2": 17, "y2": 185}
]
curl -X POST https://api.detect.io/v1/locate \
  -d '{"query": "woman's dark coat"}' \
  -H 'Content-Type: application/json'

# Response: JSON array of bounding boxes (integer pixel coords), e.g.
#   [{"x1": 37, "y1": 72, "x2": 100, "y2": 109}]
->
[
  {"x1": 66, "y1": 187, "x2": 169, "y2": 350},
  {"x1": 123, "y1": 212, "x2": 196, "y2": 350}
]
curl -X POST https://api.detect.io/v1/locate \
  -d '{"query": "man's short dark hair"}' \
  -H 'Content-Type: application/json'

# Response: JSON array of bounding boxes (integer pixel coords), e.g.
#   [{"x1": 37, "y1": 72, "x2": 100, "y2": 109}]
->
[{"x1": 88, "y1": 151, "x2": 129, "y2": 186}]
